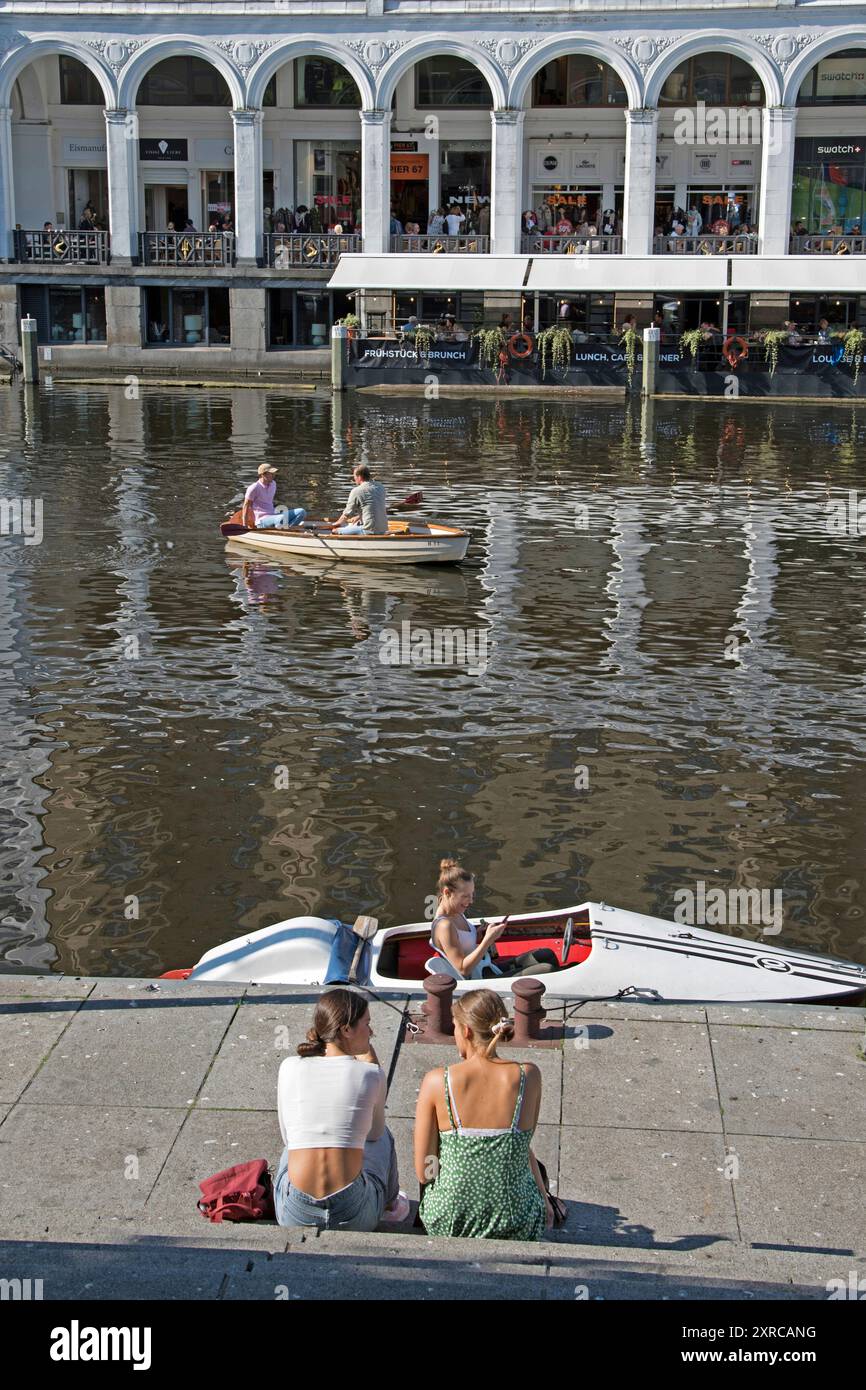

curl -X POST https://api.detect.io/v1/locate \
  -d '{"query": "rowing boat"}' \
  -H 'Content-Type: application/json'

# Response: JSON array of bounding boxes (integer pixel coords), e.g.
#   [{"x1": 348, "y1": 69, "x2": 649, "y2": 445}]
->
[
  {"x1": 224, "y1": 516, "x2": 469, "y2": 565},
  {"x1": 167, "y1": 902, "x2": 866, "y2": 1005}
]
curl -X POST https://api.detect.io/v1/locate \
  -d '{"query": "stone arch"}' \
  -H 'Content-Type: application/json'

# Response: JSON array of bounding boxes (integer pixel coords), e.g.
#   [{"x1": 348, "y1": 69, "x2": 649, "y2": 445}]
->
[
  {"x1": 783, "y1": 30, "x2": 866, "y2": 105},
  {"x1": 644, "y1": 33, "x2": 783, "y2": 109},
  {"x1": 247, "y1": 38, "x2": 374, "y2": 110},
  {"x1": 376, "y1": 37, "x2": 507, "y2": 111},
  {"x1": 119, "y1": 38, "x2": 245, "y2": 110},
  {"x1": 509, "y1": 36, "x2": 642, "y2": 110},
  {"x1": 11, "y1": 65, "x2": 47, "y2": 121},
  {"x1": 0, "y1": 37, "x2": 115, "y2": 109}
]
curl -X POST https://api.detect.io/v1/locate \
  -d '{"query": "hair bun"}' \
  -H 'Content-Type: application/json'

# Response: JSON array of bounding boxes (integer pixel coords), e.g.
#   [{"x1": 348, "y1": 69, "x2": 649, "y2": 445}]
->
[
  {"x1": 439, "y1": 857, "x2": 458, "y2": 871},
  {"x1": 306, "y1": 1026, "x2": 320, "y2": 1043}
]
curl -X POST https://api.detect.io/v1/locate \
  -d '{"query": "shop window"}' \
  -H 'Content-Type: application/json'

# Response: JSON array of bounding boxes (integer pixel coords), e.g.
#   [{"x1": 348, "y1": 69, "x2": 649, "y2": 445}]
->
[
  {"x1": 144, "y1": 287, "x2": 230, "y2": 345},
  {"x1": 792, "y1": 138, "x2": 866, "y2": 232},
  {"x1": 439, "y1": 142, "x2": 491, "y2": 224},
  {"x1": 138, "y1": 57, "x2": 231, "y2": 106},
  {"x1": 797, "y1": 50, "x2": 866, "y2": 105},
  {"x1": 293, "y1": 141, "x2": 361, "y2": 231},
  {"x1": 659, "y1": 55, "x2": 763, "y2": 106},
  {"x1": 20, "y1": 285, "x2": 106, "y2": 342},
  {"x1": 536, "y1": 294, "x2": 614, "y2": 333},
  {"x1": 267, "y1": 290, "x2": 339, "y2": 347},
  {"x1": 532, "y1": 57, "x2": 627, "y2": 107},
  {"x1": 67, "y1": 170, "x2": 109, "y2": 230},
  {"x1": 685, "y1": 189, "x2": 755, "y2": 231},
  {"x1": 416, "y1": 57, "x2": 491, "y2": 108},
  {"x1": 294, "y1": 58, "x2": 360, "y2": 107},
  {"x1": 59, "y1": 56, "x2": 104, "y2": 105},
  {"x1": 202, "y1": 171, "x2": 235, "y2": 229},
  {"x1": 789, "y1": 296, "x2": 864, "y2": 332}
]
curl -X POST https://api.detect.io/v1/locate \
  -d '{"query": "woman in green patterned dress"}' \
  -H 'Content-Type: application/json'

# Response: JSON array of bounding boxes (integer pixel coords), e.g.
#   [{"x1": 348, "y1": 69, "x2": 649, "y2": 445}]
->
[{"x1": 414, "y1": 989, "x2": 555, "y2": 1240}]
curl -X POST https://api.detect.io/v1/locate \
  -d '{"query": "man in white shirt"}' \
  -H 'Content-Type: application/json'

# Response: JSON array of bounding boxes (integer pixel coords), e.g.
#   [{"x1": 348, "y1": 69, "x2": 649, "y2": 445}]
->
[
  {"x1": 445, "y1": 205, "x2": 465, "y2": 236},
  {"x1": 332, "y1": 463, "x2": 388, "y2": 535}
]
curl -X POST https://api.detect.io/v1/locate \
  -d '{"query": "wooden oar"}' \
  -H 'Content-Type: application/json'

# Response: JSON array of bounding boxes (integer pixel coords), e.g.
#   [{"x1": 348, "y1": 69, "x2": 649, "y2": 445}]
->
[{"x1": 220, "y1": 491, "x2": 423, "y2": 538}]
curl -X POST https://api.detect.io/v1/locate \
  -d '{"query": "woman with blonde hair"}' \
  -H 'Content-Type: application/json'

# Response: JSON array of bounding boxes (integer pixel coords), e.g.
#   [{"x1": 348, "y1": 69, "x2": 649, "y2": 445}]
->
[
  {"x1": 430, "y1": 858, "x2": 558, "y2": 979},
  {"x1": 414, "y1": 989, "x2": 554, "y2": 1239}
]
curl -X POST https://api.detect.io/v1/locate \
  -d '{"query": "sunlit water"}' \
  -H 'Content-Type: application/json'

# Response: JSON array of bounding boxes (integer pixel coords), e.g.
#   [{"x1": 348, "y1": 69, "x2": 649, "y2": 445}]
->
[{"x1": 0, "y1": 383, "x2": 864, "y2": 976}]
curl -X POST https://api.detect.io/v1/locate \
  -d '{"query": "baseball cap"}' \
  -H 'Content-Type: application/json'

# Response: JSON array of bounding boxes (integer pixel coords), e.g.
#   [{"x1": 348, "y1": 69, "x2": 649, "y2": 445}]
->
[{"x1": 257, "y1": 463, "x2": 278, "y2": 476}]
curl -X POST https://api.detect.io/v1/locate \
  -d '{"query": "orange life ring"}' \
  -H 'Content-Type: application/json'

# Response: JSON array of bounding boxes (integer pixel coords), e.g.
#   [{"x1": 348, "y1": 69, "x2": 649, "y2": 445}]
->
[
  {"x1": 508, "y1": 331, "x2": 534, "y2": 360},
  {"x1": 723, "y1": 334, "x2": 749, "y2": 369}
]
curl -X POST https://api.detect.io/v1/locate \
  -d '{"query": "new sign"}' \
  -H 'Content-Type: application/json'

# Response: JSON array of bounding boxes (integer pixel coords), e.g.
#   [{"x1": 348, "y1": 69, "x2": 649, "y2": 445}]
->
[{"x1": 139, "y1": 139, "x2": 188, "y2": 162}]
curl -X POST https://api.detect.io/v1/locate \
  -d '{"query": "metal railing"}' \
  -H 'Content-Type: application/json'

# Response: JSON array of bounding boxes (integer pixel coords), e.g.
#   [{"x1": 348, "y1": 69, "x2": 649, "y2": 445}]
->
[
  {"x1": 790, "y1": 234, "x2": 866, "y2": 255},
  {"x1": 139, "y1": 232, "x2": 235, "y2": 266},
  {"x1": 14, "y1": 229, "x2": 109, "y2": 264},
  {"x1": 521, "y1": 233, "x2": 622, "y2": 255},
  {"x1": 390, "y1": 234, "x2": 490, "y2": 254},
  {"x1": 653, "y1": 233, "x2": 758, "y2": 256},
  {"x1": 265, "y1": 232, "x2": 361, "y2": 268}
]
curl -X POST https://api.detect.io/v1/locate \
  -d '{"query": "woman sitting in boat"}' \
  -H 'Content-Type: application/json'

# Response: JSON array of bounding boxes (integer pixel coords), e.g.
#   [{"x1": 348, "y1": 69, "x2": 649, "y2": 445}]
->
[
  {"x1": 431, "y1": 858, "x2": 558, "y2": 979},
  {"x1": 414, "y1": 989, "x2": 553, "y2": 1239},
  {"x1": 242, "y1": 462, "x2": 307, "y2": 530},
  {"x1": 274, "y1": 988, "x2": 409, "y2": 1230}
]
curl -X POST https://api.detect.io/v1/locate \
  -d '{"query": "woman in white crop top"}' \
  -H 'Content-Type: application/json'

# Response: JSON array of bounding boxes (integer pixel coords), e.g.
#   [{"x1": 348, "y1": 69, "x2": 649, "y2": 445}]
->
[{"x1": 274, "y1": 988, "x2": 409, "y2": 1230}]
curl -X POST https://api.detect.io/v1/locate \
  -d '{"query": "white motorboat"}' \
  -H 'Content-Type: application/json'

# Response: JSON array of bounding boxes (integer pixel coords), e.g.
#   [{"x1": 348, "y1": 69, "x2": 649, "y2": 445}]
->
[{"x1": 170, "y1": 902, "x2": 866, "y2": 1005}]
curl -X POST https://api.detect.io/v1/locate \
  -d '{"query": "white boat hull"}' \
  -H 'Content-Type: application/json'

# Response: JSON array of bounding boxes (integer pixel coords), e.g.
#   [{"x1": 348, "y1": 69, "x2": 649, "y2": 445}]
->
[
  {"x1": 228, "y1": 521, "x2": 468, "y2": 565},
  {"x1": 184, "y1": 902, "x2": 866, "y2": 1005}
]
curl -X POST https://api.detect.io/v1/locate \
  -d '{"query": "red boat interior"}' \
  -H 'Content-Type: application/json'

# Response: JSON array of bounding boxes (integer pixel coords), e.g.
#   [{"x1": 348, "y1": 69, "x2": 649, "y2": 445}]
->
[{"x1": 378, "y1": 910, "x2": 593, "y2": 980}]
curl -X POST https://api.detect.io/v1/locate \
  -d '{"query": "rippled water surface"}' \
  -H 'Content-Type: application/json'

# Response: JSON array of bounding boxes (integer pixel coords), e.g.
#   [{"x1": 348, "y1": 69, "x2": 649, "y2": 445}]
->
[{"x1": 0, "y1": 384, "x2": 864, "y2": 975}]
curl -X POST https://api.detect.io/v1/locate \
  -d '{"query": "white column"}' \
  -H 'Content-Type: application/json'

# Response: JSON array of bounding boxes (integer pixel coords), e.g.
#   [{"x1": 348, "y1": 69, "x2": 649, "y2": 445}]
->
[
  {"x1": 491, "y1": 109, "x2": 524, "y2": 255},
  {"x1": 758, "y1": 107, "x2": 797, "y2": 257},
  {"x1": 0, "y1": 106, "x2": 15, "y2": 260},
  {"x1": 360, "y1": 108, "x2": 391, "y2": 254},
  {"x1": 233, "y1": 108, "x2": 264, "y2": 264},
  {"x1": 427, "y1": 134, "x2": 440, "y2": 219},
  {"x1": 622, "y1": 108, "x2": 658, "y2": 256},
  {"x1": 104, "y1": 108, "x2": 139, "y2": 262}
]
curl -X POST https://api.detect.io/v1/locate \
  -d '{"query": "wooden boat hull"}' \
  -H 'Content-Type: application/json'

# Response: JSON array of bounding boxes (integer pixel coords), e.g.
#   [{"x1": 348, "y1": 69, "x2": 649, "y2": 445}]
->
[
  {"x1": 227, "y1": 521, "x2": 469, "y2": 565},
  {"x1": 181, "y1": 902, "x2": 866, "y2": 1005}
]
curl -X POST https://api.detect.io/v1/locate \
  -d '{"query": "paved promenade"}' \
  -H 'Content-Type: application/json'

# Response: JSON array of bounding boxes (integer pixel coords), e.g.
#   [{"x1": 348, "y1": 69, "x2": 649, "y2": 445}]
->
[{"x1": 0, "y1": 975, "x2": 863, "y2": 1300}]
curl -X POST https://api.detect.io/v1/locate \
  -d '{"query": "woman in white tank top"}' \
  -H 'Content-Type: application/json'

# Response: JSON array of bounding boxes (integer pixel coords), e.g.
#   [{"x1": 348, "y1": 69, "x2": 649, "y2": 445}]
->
[
  {"x1": 431, "y1": 858, "x2": 558, "y2": 980},
  {"x1": 274, "y1": 988, "x2": 409, "y2": 1230}
]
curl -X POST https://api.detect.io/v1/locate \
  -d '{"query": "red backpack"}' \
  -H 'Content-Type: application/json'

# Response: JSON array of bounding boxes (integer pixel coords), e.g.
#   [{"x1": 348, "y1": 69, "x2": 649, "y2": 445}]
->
[{"x1": 197, "y1": 1159, "x2": 275, "y2": 1223}]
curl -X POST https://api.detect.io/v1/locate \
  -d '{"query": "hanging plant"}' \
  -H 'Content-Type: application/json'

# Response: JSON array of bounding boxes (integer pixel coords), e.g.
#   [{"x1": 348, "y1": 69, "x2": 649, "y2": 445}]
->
[
  {"x1": 619, "y1": 325, "x2": 640, "y2": 381},
  {"x1": 843, "y1": 326, "x2": 866, "y2": 384},
  {"x1": 535, "y1": 325, "x2": 573, "y2": 379},
  {"x1": 680, "y1": 328, "x2": 704, "y2": 368},
  {"x1": 762, "y1": 329, "x2": 788, "y2": 377},
  {"x1": 413, "y1": 324, "x2": 435, "y2": 358},
  {"x1": 473, "y1": 326, "x2": 507, "y2": 371}
]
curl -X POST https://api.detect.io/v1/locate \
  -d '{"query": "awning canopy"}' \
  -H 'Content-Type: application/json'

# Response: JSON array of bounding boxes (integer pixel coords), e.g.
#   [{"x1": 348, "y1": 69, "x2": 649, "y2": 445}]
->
[{"x1": 328, "y1": 254, "x2": 529, "y2": 293}]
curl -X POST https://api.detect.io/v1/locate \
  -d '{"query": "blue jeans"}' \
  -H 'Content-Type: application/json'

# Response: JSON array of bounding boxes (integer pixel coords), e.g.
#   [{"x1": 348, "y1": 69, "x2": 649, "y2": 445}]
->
[
  {"x1": 256, "y1": 508, "x2": 306, "y2": 529},
  {"x1": 274, "y1": 1127, "x2": 400, "y2": 1231},
  {"x1": 337, "y1": 523, "x2": 366, "y2": 536}
]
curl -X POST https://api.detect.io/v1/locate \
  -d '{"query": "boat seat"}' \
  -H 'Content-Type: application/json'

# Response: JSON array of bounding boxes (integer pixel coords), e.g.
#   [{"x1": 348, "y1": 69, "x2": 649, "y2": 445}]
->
[
  {"x1": 393, "y1": 933, "x2": 593, "y2": 980},
  {"x1": 425, "y1": 956, "x2": 461, "y2": 980}
]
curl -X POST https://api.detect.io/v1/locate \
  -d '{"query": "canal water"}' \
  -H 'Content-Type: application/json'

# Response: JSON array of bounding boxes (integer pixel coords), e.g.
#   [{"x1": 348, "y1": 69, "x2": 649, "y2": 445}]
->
[{"x1": 0, "y1": 383, "x2": 864, "y2": 977}]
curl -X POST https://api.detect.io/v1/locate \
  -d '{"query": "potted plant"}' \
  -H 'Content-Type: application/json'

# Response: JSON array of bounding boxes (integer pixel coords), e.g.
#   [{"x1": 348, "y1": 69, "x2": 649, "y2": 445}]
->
[
  {"x1": 762, "y1": 328, "x2": 788, "y2": 377},
  {"x1": 843, "y1": 325, "x2": 865, "y2": 384},
  {"x1": 680, "y1": 328, "x2": 703, "y2": 369},
  {"x1": 413, "y1": 324, "x2": 435, "y2": 360},
  {"x1": 340, "y1": 313, "x2": 361, "y2": 341},
  {"x1": 619, "y1": 323, "x2": 640, "y2": 382},
  {"x1": 535, "y1": 324, "x2": 573, "y2": 379},
  {"x1": 472, "y1": 325, "x2": 507, "y2": 371}
]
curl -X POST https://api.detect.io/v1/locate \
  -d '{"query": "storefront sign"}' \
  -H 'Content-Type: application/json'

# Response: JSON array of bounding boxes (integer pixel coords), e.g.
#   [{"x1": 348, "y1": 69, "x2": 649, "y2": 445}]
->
[
  {"x1": 571, "y1": 150, "x2": 600, "y2": 177},
  {"x1": 195, "y1": 138, "x2": 275, "y2": 165},
  {"x1": 543, "y1": 154, "x2": 559, "y2": 171},
  {"x1": 61, "y1": 137, "x2": 107, "y2": 164},
  {"x1": 139, "y1": 139, "x2": 188, "y2": 162},
  {"x1": 390, "y1": 153, "x2": 429, "y2": 179},
  {"x1": 355, "y1": 339, "x2": 473, "y2": 367},
  {"x1": 391, "y1": 141, "x2": 418, "y2": 153},
  {"x1": 692, "y1": 150, "x2": 721, "y2": 177},
  {"x1": 816, "y1": 58, "x2": 866, "y2": 100}
]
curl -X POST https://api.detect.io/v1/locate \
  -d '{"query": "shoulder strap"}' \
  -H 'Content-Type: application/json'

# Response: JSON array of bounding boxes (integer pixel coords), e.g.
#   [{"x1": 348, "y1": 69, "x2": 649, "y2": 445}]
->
[
  {"x1": 443, "y1": 1067, "x2": 460, "y2": 1131},
  {"x1": 511, "y1": 1064, "x2": 526, "y2": 1130}
]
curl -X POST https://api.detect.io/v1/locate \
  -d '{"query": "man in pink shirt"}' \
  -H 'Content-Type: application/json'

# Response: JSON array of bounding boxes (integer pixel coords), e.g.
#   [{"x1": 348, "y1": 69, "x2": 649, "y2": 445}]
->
[{"x1": 242, "y1": 463, "x2": 306, "y2": 530}]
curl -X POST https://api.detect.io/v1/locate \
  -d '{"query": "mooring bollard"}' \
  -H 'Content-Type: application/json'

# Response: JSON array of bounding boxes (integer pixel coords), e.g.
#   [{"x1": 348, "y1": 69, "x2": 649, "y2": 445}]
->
[
  {"x1": 20, "y1": 316, "x2": 39, "y2": 384},
  {"x1": 420, "y1": 972, "x2": 456, "y2": 1039},
  {"x1": 331, "y1": 322, "x2": 349, "y2": 393},
  {"x1": 511, "y1": 977, "x2": 547, "y2": 1043},
  {"x1": 642, "y1": 325, "x2": 659, "y2": 398}
]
